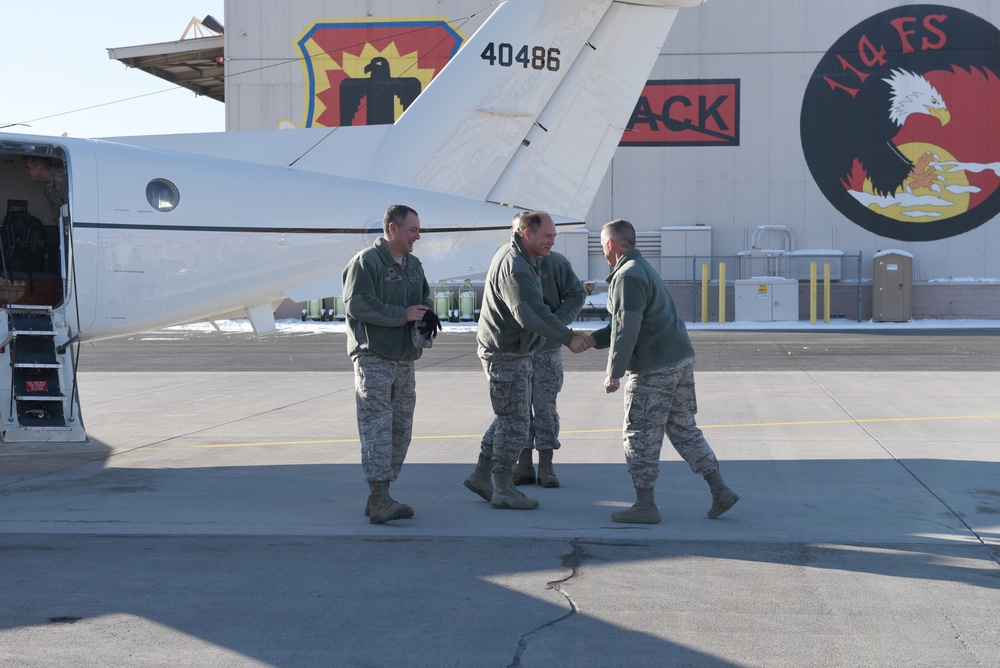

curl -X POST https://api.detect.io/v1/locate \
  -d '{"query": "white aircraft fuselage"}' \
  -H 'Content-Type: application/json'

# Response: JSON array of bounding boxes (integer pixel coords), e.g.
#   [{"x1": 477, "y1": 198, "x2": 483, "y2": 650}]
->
[
  {"x1": 0, "y1": 0, "x2": 705, "y2": 441},
  {"x1": 10, "y1": 134, "x2": 519, "y2": 341}
]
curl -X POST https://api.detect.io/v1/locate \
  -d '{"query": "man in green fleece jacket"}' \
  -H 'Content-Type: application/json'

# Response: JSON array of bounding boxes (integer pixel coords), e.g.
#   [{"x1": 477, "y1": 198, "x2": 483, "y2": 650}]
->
[
  {"x1": 343, "y1": 204, "x2": 436, "y2": 524},
  {"x1": 479, "y1": 213, "x2": 586, "y2": 489},
  {"x1": 463, "y1": 211, "x2": 590, "y2": 510},
  {"x1": 578, "y1": 219, "x2": 739, "y2": 523}
]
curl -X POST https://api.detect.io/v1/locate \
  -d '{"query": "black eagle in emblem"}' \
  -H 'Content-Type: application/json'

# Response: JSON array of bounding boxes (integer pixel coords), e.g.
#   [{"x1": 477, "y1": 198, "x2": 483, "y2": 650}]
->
[{"x1": 339, "y1": 57, "x2": 422, "y2": 126}]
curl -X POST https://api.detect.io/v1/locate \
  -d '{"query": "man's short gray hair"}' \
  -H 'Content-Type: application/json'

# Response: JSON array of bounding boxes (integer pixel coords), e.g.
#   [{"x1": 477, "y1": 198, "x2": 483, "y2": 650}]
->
[{"x1": 602, "y1": 219, "x2": 636, "y2": 250}]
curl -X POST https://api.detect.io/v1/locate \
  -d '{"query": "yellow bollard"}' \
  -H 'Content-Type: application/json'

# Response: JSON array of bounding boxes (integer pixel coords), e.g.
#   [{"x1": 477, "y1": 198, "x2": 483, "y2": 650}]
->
[
  {"x1": 824, "y1": 263, "x2": 831, "y2": 323},
  {"x1": 810, "y1": 262, "x2": 817, "y2": 325},
  {"x1": 718, "y1": 262, "x2": 726, "y2": 324},
  {"x1": 701, "y1": 263, "x2": 709, "y2": 323}
]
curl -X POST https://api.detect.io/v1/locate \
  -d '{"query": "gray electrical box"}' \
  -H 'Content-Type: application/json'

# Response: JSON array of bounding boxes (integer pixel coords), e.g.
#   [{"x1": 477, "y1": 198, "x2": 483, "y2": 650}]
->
[
  {"x1": 659, "y1": 225, "x2": 713, "y2": 280},
  {"x1": 873, "y1": 251, "x2": 912, "y2": 322},
  {"x1": 735, "y1": 277, "x2": 799, "y2": 321}
]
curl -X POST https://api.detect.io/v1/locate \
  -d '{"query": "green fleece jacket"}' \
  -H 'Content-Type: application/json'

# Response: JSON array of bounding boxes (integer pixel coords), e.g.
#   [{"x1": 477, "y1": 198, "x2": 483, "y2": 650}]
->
[
  {"x1": 342, "y1": 237, "x2": 431, "y2": 361},
  {"x1": 476, "y1": 234, "x2": 575, "y2": 356},
  {"x1": 537, "y1": 251, "x2": 586, "y2": 352},
  {"x1": 591, "y1": 248, "x2": 695, "y2": 378}
]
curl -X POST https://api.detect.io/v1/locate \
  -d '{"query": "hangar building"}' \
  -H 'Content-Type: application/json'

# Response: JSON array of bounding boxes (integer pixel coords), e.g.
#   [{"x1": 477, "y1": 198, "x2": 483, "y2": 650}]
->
[{"x1": 116, "y1": 0, "x2": 1000, "y2": 321}]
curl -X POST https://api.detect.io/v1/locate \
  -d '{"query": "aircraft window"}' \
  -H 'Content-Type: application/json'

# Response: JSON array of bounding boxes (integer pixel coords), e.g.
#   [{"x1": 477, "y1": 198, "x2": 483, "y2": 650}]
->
[{"x1": 146, "y1": 179, "x2": 180, "y2": 212}]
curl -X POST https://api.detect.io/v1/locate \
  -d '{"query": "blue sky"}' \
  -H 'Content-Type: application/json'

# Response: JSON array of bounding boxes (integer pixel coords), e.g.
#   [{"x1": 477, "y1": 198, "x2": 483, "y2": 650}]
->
[{"x1": 2, "y1": 1, "x2": 225, "y2": 138}]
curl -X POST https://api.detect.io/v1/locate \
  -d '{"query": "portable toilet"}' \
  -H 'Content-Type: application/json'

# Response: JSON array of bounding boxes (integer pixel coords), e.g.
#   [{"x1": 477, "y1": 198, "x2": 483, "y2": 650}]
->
[{"x1": 872, "y1": 250, "x2": 912, "y2": 322}]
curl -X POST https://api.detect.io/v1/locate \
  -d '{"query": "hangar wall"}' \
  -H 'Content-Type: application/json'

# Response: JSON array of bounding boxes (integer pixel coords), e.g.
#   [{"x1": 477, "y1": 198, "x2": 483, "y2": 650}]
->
[
  {"x1": 604, "y1": 0, "x2": 1000, "y2": 287},
  {"x1": 223, "y1": 0, "x2": 1000, "y2": 317}
]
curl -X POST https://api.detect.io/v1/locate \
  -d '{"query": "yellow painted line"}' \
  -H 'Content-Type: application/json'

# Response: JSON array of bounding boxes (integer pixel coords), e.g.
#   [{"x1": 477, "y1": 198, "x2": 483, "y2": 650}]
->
[
  {"x1": 179, "y1": 438, "x2": 359, "y2": 448},
  {"x1": 701, "y1": 414, "x2": 1000, "y2": 429},
  {"x1": 105, "y1": 413, "x2": 1000, "y2": 452},
  {"x1": 551, "y1": 413, "x2": 1000, "y2": 433}
]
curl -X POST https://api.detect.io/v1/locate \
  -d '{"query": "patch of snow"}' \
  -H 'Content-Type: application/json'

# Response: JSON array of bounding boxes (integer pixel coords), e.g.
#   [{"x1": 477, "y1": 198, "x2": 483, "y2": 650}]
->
[{"x1": 162, "y1": 316, "x2": 1000, "y2": 336}]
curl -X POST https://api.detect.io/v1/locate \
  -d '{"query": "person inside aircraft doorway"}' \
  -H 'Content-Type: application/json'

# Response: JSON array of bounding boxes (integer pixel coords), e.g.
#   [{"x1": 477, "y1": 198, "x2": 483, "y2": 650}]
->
[
  {"x1": 342, "y1": 204, "x2": 441, "y2": 524},
  {"x1": 23, "y1": 156, "x2": 67, "y2": 216}
]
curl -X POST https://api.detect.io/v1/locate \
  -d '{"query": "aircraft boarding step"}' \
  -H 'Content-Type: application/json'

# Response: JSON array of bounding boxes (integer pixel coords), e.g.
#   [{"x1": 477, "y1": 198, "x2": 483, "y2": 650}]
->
[{"x1": 1, "y1": 305, "x2": 86, "y2": 443}]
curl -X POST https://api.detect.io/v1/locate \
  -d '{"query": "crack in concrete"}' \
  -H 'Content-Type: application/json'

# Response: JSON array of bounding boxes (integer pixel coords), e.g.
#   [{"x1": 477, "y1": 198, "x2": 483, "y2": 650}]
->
[{"x1": 508, "y1": 538, "x2": 586, "y2": 667}]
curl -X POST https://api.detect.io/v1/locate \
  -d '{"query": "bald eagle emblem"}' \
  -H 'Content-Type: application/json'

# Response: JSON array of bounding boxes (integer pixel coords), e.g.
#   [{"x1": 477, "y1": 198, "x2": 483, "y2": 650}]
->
[{"x1": 801, "y1": 5, "x2": 1000, "y2": 242}]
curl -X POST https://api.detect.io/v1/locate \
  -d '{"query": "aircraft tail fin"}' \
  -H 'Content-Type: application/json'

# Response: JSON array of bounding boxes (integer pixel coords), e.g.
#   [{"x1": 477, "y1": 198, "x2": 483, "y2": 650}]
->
[{"x1": 294, "y1": 0, "x2": 703, "y2": 220}]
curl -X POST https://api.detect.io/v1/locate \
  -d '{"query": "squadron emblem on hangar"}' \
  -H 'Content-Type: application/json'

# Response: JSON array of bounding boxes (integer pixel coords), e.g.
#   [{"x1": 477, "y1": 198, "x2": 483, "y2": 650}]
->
[
  {"x1": 296, "y1": 19, "x2": 464, "y2": 128},
  {"x1": 801, "y1": 5, "x2": 1000, "y2": 241}
]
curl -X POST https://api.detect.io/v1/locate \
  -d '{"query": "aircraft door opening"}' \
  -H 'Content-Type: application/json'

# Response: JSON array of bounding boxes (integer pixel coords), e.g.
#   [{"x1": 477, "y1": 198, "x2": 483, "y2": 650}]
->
[{"x1": 0, "y1": 145, "x2": 68, "y2": 311}]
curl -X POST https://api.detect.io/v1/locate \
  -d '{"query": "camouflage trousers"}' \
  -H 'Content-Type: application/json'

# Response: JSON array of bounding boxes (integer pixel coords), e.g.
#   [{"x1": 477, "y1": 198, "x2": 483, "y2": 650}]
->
[
  {"x1": 481, "y1": 348, "x2": 564, "y2": 452},
  {"x1": 353, "y1": 353, "x2": 417, "y2": 483},
  {"x1": 479, "y1": 353, "x2": 532, "y2": 470},
  {"x1": 528, "y1": 348, "x2": 563, "y2": 450},
  {"x1": 622, "y1": 361, "x2": 719, "y2": 489}
]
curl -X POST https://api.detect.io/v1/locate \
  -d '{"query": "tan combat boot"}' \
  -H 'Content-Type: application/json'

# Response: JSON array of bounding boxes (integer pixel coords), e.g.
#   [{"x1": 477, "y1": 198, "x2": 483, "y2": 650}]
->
[
  {"x1": 611, "y1": 486, "x2": 660, "y2": 524},
  {"x1": 536, "y1": 449, "x2": 559, "y2": 488},
  {"x1": 512, "y1": 448, "x2": 536, "y2": 485},
  {"x1": 705, "y1": 469, "x2": 739, "y2": 519},
  {"x1": 463, "y1": 453, "x2": 493, "y2": 501},
  {"x1": 490, "y1": 469, "x2": 539, "y2": 510},
  {"x1": 366, "y1": 481, "x2": 414, "y2": 524}
]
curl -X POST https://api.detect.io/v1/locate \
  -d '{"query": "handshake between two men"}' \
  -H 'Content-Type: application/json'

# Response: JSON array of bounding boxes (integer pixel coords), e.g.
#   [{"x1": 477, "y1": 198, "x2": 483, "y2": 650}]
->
[
  {"x1": 565, "y1": 331, "x2": 621, "y2": 395},
  {"x1": 567, "y1": 331, "x2": 595, "y2": 354}
]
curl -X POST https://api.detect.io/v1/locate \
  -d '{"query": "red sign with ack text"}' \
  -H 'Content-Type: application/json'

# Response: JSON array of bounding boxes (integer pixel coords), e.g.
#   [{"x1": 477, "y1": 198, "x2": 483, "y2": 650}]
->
[{"x1": 622, "y1": 79, "x2": 740, "y2": 147}]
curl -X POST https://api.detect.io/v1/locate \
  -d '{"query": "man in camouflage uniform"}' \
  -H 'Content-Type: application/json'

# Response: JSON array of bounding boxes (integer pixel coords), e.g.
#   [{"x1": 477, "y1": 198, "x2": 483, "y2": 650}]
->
[
  {"x1": 463, "y1": 211, "x2": 590, "y2": 510},
  {"x1": 512, "y1": 249, "x2": 584, "y2": 487},
  {"x1": 576, "y1": 219, "x2": 739, "y2": 523},
  {"x1": 481, "y1": 215, "x2": 586, "y2": 488},
  {"x1": 343, "y1": 204, "x2": 439, "y2": 524}
]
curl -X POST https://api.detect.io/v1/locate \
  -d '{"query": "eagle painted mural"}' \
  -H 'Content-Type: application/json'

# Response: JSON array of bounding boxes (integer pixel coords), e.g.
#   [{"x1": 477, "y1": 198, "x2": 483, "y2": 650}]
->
[
  {"x1": 800, "y1": 5, "x2": 1000, "y2": 242},
  {"x1": 850, "y1": 69, "x2": 950, "y2": 197}
]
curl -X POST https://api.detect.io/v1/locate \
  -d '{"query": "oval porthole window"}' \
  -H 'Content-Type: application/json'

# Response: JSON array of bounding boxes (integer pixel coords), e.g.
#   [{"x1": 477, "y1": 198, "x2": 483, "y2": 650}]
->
[{"x1": 146, "y1": 178, "x2": 180, "y2": 212}]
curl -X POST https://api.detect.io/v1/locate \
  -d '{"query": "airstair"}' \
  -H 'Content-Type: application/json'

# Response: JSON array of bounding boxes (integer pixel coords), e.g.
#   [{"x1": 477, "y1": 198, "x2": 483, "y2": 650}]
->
[{"x1": 1, "y1": 304, "x2": 86, "y2": 443}]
